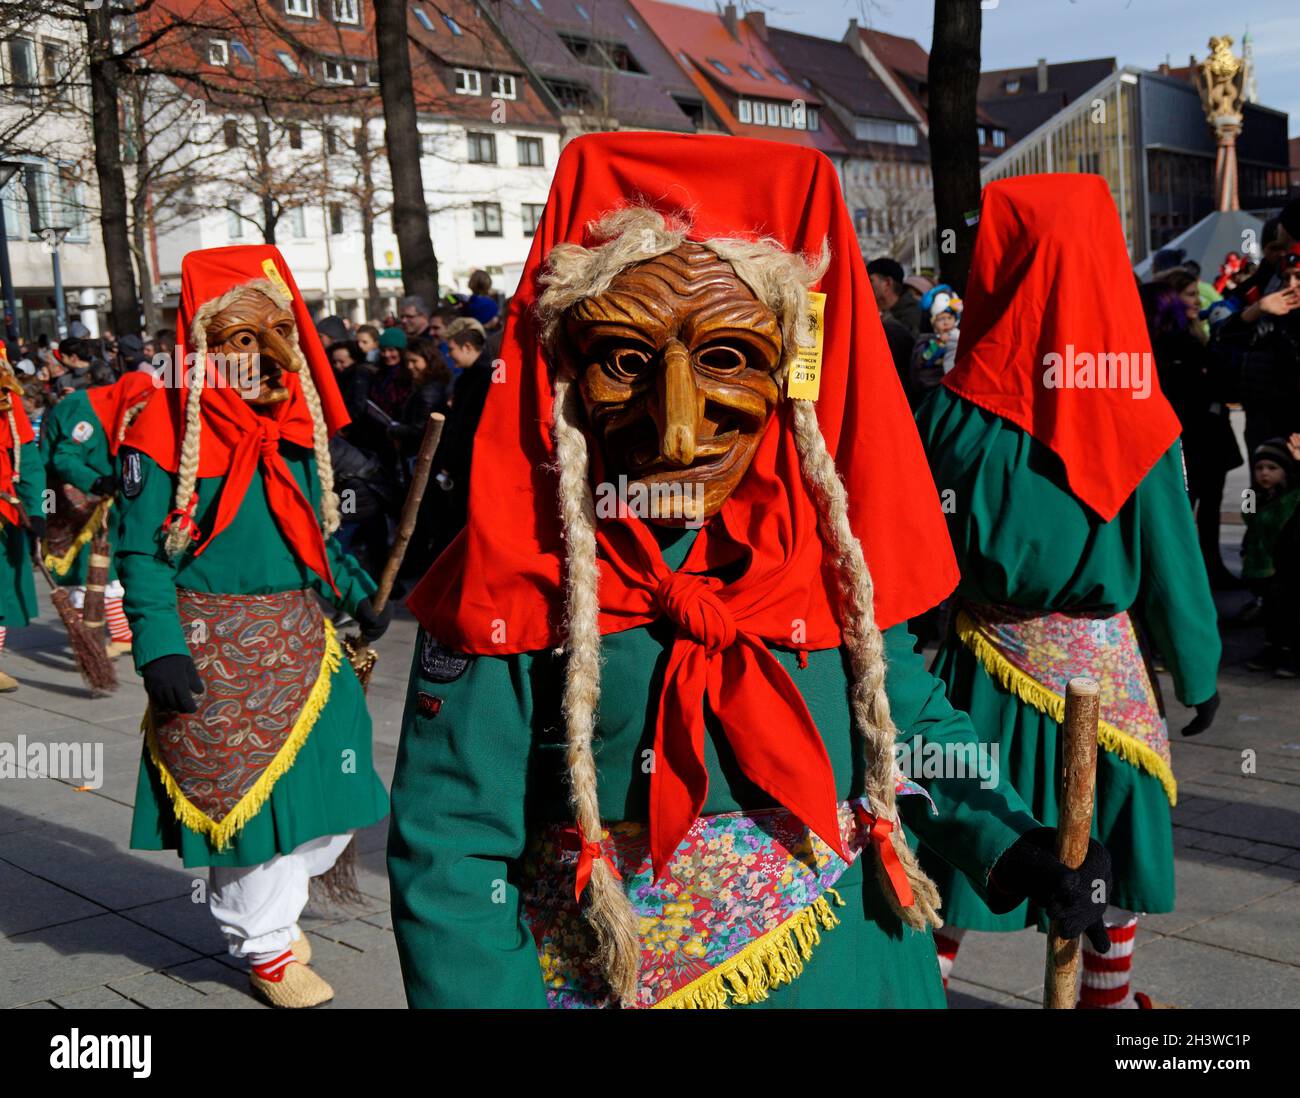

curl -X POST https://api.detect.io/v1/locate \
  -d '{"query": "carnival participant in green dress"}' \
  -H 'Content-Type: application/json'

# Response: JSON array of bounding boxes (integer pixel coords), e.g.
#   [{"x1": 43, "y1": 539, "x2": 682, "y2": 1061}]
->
[
  {"x1": 915, "y1": 174, "x2": 1221, "y2": 1009},
  {"x1": 117, "y1": 245, "x2": 390, "y2": 1008},
  {"x1": 0, "y1": 355, "x2": 44, "y2": 692},
  {"x1": 40, "y1": 372, "x2": 156, "y2": 656},
  {"x1": 388, "y1": 132, "x2": 1113, "y2": 1010}
]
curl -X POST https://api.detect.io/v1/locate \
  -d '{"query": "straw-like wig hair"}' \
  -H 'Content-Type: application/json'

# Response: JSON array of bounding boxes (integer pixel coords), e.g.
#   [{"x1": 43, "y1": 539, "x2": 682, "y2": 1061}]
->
[
  {"x1": 538, "y1": 207, "x2": 941, "y2": 1003},
  {"x1": 163, "y1": 278, "x2": 339, "y2": 557}
]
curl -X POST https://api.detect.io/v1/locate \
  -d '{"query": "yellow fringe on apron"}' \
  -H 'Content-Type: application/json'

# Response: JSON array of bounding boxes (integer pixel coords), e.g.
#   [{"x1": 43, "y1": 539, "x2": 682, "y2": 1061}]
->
[
  {"x1": 141, "y1": 619, "x2": 344, "y2": 849},
  {"x1": 44, "y1": 498, "x2": 112, "y2": 577},
  {"x1": 956, "y1": 610, "x2": 1177, "y2": 805},
  {"x1": 654, "y1": 890, "x2": 845, "y2": 1009}
]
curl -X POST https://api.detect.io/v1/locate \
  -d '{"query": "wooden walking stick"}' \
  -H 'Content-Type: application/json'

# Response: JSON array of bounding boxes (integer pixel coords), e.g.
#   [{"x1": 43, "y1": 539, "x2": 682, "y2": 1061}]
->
[
  {"x1": 1043, "y1": 676, "x2": 1100, "y2": 1008},
  {"x1": 342, "y1": 411, "x2": 445, "y2": 690}
]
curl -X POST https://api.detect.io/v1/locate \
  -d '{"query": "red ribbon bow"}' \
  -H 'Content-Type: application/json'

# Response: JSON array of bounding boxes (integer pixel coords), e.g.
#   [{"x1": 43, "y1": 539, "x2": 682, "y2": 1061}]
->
[
  {"x1": 853, "y1": 803, "x2": 915, "y2": 909},
  {"x1": 647, "y1": 567, "x2": 846, "y2": 878},
  {"x1": 574, "y1": 825, "x2": 621, "y2": 903},
  {"x1": 163, "y1": 492, "x2": 201, "y2": 543}
]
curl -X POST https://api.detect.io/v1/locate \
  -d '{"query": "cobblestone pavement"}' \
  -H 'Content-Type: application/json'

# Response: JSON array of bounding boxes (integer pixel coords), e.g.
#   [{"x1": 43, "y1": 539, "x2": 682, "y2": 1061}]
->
[{"x1": 2, "y1": 530, "x2": 1297, "y2": 1009}]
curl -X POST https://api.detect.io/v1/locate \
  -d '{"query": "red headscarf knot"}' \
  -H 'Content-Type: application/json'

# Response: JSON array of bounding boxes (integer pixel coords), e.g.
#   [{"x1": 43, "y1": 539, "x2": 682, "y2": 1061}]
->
[
  {"x1": 655, "y1": 573, "x2": 736, "y2": 654},
  {"x1": 257, "y1": 419, "x2": 282, "y2": 456}
]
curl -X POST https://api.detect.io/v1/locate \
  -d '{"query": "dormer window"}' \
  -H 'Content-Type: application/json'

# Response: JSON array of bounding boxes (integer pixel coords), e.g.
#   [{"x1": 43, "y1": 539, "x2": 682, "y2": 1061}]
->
[
  {"x1": 208, "y1": 39, "x2": 229, "y2": 67},
  {"x1": 1005, "y1": 77, "x2": 1020, "y2": 93}
]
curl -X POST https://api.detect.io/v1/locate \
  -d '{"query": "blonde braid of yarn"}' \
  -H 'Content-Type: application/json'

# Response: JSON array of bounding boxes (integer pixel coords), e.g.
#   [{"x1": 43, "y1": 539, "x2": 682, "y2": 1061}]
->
[
  {"x1": 6, "y1": 406, "x2": 18, "y2": 483},
  {"x1": 292, "y1": 349, "x2": 340, "y2": 535},
  {"x1": 163, "y1": 301, "x2": 213, "y2": 558},
  {"x1": 551, "y1": 370, "x2": 641, "y2": 1003},
  {"x1": 790, "y1": 398, "x2": 942, "y2": 931}
]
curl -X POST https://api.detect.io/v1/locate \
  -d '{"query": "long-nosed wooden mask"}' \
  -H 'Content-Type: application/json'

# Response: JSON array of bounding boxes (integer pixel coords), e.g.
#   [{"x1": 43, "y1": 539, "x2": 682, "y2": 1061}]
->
[
  {"x1": 202, "y1": 287, "x2": 301, "y2": 407},
  {"x1": 562, "y1": 242, "x2": 783, "y2": 523}
]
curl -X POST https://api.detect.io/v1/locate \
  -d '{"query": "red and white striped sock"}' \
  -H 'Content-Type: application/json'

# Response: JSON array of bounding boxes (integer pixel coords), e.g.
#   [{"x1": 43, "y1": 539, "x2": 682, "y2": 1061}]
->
[
  {"x1": 0, "y1": 625, "x2": 7, "y2": 654},
  {"x1": 934, "y1": 928, "x2": 966, "y2": 989},
  {"x1": 1079, "y1": 912, "x2": 1139, "y2": 1008},
  {"x1": 249, "y1": 949, "x2": 296, "y2": 983},
  {"x1": 105, "y1": 597, "x2": 132, "y2": 643}
]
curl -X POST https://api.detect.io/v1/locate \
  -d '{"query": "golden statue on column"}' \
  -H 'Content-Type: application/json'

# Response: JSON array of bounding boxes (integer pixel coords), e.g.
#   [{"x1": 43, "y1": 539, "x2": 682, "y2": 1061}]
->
[{"x1": 1194, "y1": 36, "x2": 1247, "y2": 211}]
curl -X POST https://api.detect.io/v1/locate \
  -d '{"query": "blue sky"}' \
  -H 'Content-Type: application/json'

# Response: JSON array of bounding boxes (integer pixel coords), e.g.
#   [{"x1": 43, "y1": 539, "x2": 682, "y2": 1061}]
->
[{"x1": 673, "y1": 0, "x2": 1299, "y2": 137}]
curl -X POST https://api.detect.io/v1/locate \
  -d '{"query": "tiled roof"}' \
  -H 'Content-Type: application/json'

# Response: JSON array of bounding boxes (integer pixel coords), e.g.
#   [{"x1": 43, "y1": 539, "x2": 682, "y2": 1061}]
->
[{"x1": 630, "y1": 0, "x2": 844, "y2": 153}]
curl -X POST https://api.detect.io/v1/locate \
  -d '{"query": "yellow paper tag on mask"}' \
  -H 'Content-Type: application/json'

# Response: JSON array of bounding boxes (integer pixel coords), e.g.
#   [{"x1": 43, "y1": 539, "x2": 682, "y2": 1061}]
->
[
  {"x1": 261, "y1": 258, "x2": 293, "y2": 302},
  {"x1": 786, "y1": 291, "x2": 826, "y2": 400}
]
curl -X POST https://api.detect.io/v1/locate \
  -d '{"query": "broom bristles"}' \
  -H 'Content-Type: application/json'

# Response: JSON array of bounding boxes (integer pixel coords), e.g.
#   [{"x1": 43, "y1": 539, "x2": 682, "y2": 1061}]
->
[{"x1": 49, "y1": 587, "x2": 117, "y2": 693}]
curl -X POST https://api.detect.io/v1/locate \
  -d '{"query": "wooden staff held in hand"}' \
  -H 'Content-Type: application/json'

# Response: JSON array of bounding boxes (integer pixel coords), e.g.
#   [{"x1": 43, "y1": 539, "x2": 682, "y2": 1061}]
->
[
  {"x1": 343, "y1": 412, "x2": 445, "y2": 690},
  {"x1": 1044, "y1": 677, "x2": 1101, "y2": 1008}
]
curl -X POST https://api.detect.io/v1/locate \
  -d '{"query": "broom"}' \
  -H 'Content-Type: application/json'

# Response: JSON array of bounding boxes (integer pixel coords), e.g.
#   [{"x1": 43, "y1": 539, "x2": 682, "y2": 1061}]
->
[{"x1": 17, "y1": 502, "x2": 117, "y2": 694}]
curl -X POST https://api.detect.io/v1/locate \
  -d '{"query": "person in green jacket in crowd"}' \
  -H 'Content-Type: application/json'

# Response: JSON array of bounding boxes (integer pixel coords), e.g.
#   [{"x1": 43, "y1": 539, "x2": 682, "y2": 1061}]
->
[
  {"x1": 388, "y1": 133, "x2": 1113, "y2": 1010},
  {"x1": 39, "y1": 372, "x2": 156, "y2": 657},
  {"x1": 0, "y1": 355, "x2": 45, "y2": 692},
  {"x1": 117, "y1": 245, "x2": 390, "y2": 1008},
  {"x1": 915, "y1": 174, "x2": 1221, "y2": 1009}
]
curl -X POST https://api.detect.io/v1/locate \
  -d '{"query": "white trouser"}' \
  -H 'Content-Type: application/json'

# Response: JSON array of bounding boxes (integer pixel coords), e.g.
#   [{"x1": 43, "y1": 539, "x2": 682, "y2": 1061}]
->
[
  {"x1": 208, "y1": 833, "x2": 353, "y2": 957},
  {"x1": 69, "y1": 579, "x2": 124, "y2": 610}
]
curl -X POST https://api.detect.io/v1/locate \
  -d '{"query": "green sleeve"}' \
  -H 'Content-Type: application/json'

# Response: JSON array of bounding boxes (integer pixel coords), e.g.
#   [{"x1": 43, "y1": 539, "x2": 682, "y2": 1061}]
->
[
  {"x1": 1136, "y1": 443, "x2": 1221, "y2": 706},
  {"x1": 49, "y1": 429, "x2": 108, "y2": 495},
  {"x1": 114, "y1": 452, "x2": 188, "y2": 670},
  {"x1": 882, "y1": 624, "x2": 1040, "y2": 901},
  {"x1": 16, "y1": 440, "x2": 45, "y2": 513},
  {"x1": 388, "y1": 640, "x2": 547, "y2": 1009},
  {"x1": 315, "y1": 532, "x2": 377, "y2": 615}
]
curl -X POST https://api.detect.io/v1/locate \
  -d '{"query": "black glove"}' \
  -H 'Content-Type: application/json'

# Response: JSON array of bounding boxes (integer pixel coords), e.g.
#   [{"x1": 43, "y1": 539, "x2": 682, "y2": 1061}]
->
[
  {"x1": 354, "y1": 597, "x2": 392, "y2": 643},
  {"x1": 989, "y1": 827, "x2": 1113, "y2": 953},
  {"x1": 90, "y1": 474, "x2": 116, "y2": 498},
  {"x1": 1180, "y1": 692, "x2": 1219, "y2": 738},
  {"x1": 141, "y1": 654, "x2": 204, "y2": 714},
  {"x1": 25, "y1": 513, "x2": 46, "y2": 541}
]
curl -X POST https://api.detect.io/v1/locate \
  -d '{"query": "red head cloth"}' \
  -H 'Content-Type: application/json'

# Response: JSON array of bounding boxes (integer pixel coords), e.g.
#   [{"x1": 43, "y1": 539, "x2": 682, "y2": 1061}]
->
[
  {"x1": 407, "y1": 131, "x2": 960, "y2": 874},
  {"x1": 944, "y1": 174, "x2": 1182, "y2": 522},
  {"x1": 87, "y1": 372, "x2": 159, "y2": 456},
  {"x1": 0, "y1": 394, "x2": 34, "y2": 526},
  {"x1": 124, "y1": 244, "x2": 345, "y2": 594}
]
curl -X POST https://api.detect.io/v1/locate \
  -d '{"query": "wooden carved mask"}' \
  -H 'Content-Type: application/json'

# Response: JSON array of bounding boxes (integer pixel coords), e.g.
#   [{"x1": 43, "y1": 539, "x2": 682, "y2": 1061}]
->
[
  {"x1": 0, "y1": 361, "x2": 20, "y2": 414},
  {"x1": 563, "y1": 242, "x2": 782, "y2": 523},
  {"x1": 202, "y1": 287, "x2": 300, "y2": 407}
]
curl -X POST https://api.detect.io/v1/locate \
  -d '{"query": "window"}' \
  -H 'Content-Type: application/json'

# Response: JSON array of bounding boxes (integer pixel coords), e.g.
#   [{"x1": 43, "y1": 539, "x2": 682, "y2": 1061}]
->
[
  {"x1": 992, "y1": 129, "x2": 1006, "y2": 149},
  {"x1": 707, "y1": 59, "x2": 731, "y2": 75},
  {"x1": 807, "y1": 108, "x2": 819, "y2": 131},
  {"x1": 751, "y1": 101, "x2": 765, "y2": 125},
  {"x1": 442, "y1": 14, "x2": 463, "y2": 34},
  {"x1": 517, "y1": 136, "x2": 544, "y2": 166},
  {"x1": 467, "y1": 131, "x2": 497, "y2": 164},
  {"x1": 412, "y1": 6, "x2": 434, "y2": 31},
  {"x1": 222, "y1": 119, "x2": 239, "y2": 147},
  {"x1": 364, "y1": 64, "x2": 380, "y2": 87},
  {"x1": 227, "y1": 201, "x2": 243, "y2": 240},
  {"x1": 41, "y1": 41, "x2": 70, "y2": 100},
  {"x1": 7, "y1": 37, "x2": 36, "y2": 93},
  {"x1": 231, "y1": 40, "x2": 253, "y2": 65},
  {"x1": 625, "y1": 14, "x2": 639, "y2": 30},
  {"x1": 454, "y1": 68, "x2": 481, "y2": 95},
  {"x1": 472, "y1": 201, "x2": 502, "y2": 237},
  {"x1": 770, "y1": 68, "x2": 791, "y2": 85},
  {"x1": 896, "y1": 122, "x2": 917, "y2": 145},
  {"x1": 741, "y1": 64, "x2": 762, "y2": 80},
  {"x1": 332, "y1": 0, "x2": 360, "y2": 23},
  {"x1": 491, "y1": 73, "x2": 517, "y2": 99},
  {"x1": 24, "y1": 165, "x2": 49, "y2": 235},
  {"x1": 529, "y1": 0, "x2": 543, "y2": 8},
  {"x1": 575, "y1": 3, "x2": 592, "y2": 21},
  {"x1": 977, "y1": 126, "x2": 987, "y2": 145},
  {"x1": 522, "y1": 203, "x2": 544, "y2": 236},
  {"x1": 419, "y1": 132, "x2": 439, "y2": 155},
  {"x1": 323, "y1": 59, "x2": 355, "y2": 84},
  {"x1": 673, "y1": 96, "x2": 704, "y2": 127},
  {"x1": 208, "y1": 39, "x2": 229, "y2": 66},
  {"x1": 288, "y1": 206, "x2": 307, "y2": 238},
  {"x1": 287, "y1": 123, "x2": 303, "y2": 149},
  {"x1": 544, "y1": 79, "x2": 590, "y2": 111},
  {"x1": 779, "y1": 103, "x2": 792, "y2": 128},
  {"x1": 329, "y1": 203, "x2": 345, "y2": 234},
  {"x1": 1004, "y1": 77, "x2": 1020, "y2": 94},
  {"x1": 737, "y1": 99, "x2": 751, "y2": 124},
  {"x1": 284, "y1": 0, "x2": 314, "y2": 16},
  {"x1": 276, "y1": 51, "x2": 300, "y2": 75}
]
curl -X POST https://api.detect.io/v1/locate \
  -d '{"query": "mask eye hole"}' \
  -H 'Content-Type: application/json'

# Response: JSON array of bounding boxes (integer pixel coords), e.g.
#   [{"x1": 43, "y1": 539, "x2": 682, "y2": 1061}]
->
[
  {"x1": 695, "y1": 344, "x2": 747, "y2": 374},
  {"x1": 606, "y1": 346, "x2": 652, "y2": 380}
]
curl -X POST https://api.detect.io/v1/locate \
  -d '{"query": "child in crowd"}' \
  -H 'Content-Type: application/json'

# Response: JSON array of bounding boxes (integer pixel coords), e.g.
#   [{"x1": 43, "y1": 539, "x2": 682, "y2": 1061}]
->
[
  {"x1": 909, "y1": 287, "x2": 962, "y2": 398},
  {"x1": 1243, "y1": 435, "x2": 1300, "y2": 677}
]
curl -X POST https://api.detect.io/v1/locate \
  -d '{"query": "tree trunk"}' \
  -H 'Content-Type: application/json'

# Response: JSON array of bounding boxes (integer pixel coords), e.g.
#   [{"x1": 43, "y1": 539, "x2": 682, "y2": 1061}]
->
[
  {"x1": 928, "y1": 0, "x2": 983, "y2": 291},
  {"x1": 130, "y1": 83, "x2": 158, "y2": 333},
  {"x1": 357, "y1": 123, "x2": 382, "y2": 320},
  {"x1": 86, "y1": 4, "x2": 141, "y2": 338},
  {"x1": 374, "y1": 0, "x2": 438, "y2": 304},
  {"x1": 256, "y1": 118, "x2": 277, "y2": 245}
]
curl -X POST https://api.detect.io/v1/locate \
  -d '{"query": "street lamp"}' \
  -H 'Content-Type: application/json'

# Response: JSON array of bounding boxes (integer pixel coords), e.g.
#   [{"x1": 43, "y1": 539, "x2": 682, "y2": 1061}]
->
[
  {"x1": 0, "y1": 161, "x2": 22, "y2": 349},
  {"x1": 40, "y1": 224, "x2": 72, "y2": 340}
]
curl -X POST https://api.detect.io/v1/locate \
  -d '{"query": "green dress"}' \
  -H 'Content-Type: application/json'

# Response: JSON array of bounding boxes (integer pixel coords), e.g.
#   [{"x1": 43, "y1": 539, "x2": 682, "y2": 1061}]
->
[
  {"x1": 39, "y1": 390, "x2": 117, "y2": 586},
  {"x1": 117, "y1": 445, "x2": 389, "y2": 868},
  {"x1": 1, "y1": 438, "x2": 43, "y2": 631},
  {"x1": 388, "y1": 526, "x2": 1042, "y2": 1009},
  {"x1": 915, "y1": 387, "x2": 1220, "y2": 928}
]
